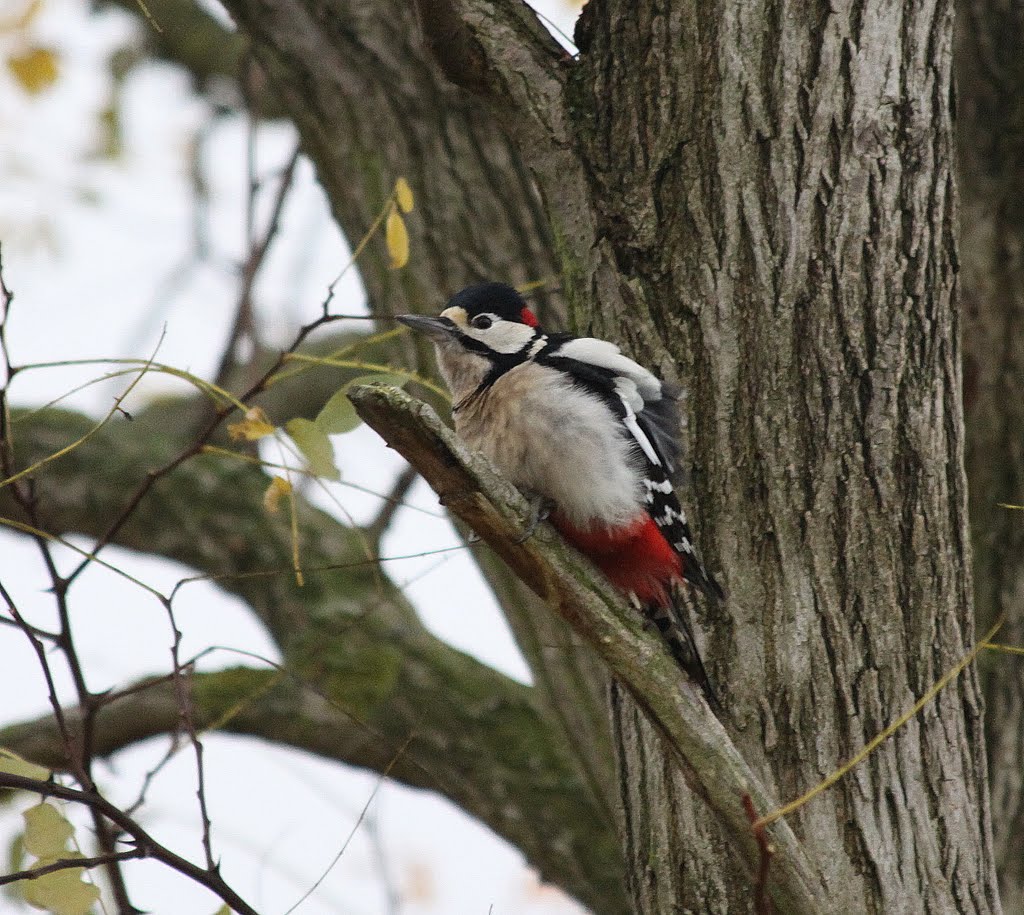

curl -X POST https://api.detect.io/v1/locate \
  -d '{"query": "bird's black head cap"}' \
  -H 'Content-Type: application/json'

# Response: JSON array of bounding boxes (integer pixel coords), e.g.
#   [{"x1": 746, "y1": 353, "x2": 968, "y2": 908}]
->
[{"x1": 445, "y1": 282, "x2": 538, "y2": 327}]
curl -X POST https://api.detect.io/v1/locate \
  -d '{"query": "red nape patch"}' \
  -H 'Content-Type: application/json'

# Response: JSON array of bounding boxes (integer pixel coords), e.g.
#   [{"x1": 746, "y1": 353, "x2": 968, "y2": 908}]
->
[
  {"x1": 520, "y1": 307, "x2": 539, "y2": 327},
  {"x1": 552, "y1": 512, "x2": 682, "y2": 605}
]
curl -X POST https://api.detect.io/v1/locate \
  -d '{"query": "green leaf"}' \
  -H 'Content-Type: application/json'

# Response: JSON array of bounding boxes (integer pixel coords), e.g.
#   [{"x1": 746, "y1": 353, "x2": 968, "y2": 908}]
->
[
  {"x1": 20, "y1": 853, "x2": 100, "y2": 915},
  {"x1": 22, "y1": 803, "x2": 72, "y2": 858},
  {"x1": 317, "y1": 375, "x2": 408, "y2": 437},
  {"x1": 0, "y1": 747, "x2": 49, "y2": 781},
  {"x1": 315, "y1": 387, "x2": 361, "y2": 436},
  {"x1": 212, "y1": 906, "x2": 232, "y2": 915},
  {"x1": 285, "y1": 418, "x2": 339, "y2": 481}
]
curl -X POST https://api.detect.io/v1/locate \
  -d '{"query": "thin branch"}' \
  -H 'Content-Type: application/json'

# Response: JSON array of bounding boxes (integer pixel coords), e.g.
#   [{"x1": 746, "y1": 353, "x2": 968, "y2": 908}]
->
[
  {"x1": 215, "y1": 142, "x2": 302, "y2": 388},
  {"x1": 0, "y1": 772, "x2": 259, "y2": 915},
  {"x1": 0, "y1": 850, "x2": 144, "y2": 888},
  {"x1": 366, "y1": 464, "x2": 419, "y2": 546},
  {"x1": 0, "y1": 580, "x2": 78, "y2": 781},
  {"x1": 282, "y1": 737, "x2": 410, "y2": 915}
]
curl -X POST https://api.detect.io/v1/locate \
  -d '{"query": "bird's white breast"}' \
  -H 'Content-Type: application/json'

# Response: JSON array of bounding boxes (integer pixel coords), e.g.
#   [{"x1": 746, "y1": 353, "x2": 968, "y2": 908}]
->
[{"x1": 454, "y1": 362, "x2": 646, "y2": 529}]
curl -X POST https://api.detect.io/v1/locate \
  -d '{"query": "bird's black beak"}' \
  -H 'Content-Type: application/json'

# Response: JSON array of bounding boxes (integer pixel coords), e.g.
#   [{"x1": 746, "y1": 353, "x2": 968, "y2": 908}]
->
[{"x1": 396, "y1": 314, "x2": 458, "y2": 341}]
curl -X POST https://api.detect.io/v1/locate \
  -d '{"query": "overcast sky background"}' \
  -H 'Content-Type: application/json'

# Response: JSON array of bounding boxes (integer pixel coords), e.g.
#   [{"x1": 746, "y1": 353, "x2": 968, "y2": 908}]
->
[{"x1": 0, "y1": 1, "x2": 589, "y2": 912}]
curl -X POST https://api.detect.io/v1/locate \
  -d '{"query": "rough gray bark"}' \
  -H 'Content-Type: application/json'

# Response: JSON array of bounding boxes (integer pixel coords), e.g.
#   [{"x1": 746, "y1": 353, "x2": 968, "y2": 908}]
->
[
  {"x1": 417, "y1": 0, "x2": 1002, "y2": 911},
  {"x1": 575, "y1": 4, "x2": 996, "y2": 910},
  {"x1": 957, "y1": 1, "x2": 1024, "y2": 908}
]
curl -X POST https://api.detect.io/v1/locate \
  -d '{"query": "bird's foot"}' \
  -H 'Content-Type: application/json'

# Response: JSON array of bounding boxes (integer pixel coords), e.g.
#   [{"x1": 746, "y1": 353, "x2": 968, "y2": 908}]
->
[{"x1": 515, "y1": 495, "x2": 555, "y2": 544}]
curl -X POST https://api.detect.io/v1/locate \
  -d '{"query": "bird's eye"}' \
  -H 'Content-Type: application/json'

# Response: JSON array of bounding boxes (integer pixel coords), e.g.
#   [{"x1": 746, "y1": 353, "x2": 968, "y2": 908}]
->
[{"x1": 471, "y1": 315, "x2": 493, "y2": 330}]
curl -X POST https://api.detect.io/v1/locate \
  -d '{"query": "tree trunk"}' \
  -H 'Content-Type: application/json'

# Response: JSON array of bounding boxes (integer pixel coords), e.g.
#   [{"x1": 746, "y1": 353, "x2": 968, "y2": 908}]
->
[
  {"x1": 957, "y1": 1, "x2": 1024, "y2": 908},
  {"x1": 570, "y1": 2, "x2": 1000, "y2": 910},
  {"x1": 411, "y1": 0, "x2": 1004, "y2": 910}
]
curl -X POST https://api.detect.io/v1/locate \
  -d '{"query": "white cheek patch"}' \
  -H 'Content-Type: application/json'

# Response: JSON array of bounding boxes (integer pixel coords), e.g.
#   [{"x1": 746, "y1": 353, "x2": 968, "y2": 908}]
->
[{"x1": 463, "y1": 319, "x2": 536, "y2": 354}]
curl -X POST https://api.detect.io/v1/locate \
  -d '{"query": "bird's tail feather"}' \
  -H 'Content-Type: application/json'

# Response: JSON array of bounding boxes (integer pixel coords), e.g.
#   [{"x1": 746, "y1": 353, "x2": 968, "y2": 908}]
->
[{"x1": 644, "y1": 592, "x2": 721, "y2": 713}]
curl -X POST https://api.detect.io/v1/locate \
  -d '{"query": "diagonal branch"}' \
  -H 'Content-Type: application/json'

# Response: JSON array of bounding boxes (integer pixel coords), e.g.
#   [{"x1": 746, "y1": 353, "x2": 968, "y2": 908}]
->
[
  {"x1": 0, "y1": 663, "x2": 625, "y2": 914},
  {"x1": 349, "y1": 382, "x2": 829, "y2": 914}
]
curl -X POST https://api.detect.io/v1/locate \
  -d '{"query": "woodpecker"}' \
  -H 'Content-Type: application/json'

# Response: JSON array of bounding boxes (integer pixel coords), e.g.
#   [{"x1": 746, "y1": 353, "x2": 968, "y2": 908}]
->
[{"x1": 398, "y1": 282, "x2": 724, "y2": 703}]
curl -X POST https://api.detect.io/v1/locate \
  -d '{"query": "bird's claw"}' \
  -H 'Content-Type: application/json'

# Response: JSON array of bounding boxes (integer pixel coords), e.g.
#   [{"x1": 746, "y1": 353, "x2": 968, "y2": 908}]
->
[{"x1": 515, "y1": 496, "x2": 554, "y2": 544}]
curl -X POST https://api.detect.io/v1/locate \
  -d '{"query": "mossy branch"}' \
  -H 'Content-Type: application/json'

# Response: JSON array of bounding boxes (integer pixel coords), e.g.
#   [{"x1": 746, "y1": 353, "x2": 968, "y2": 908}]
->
[{"x1": 349, "y1": 382, "x2": 828, "y2": 914}]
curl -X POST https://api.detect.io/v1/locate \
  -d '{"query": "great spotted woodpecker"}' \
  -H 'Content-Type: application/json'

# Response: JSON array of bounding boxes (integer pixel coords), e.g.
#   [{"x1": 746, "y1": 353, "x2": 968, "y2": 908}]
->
[{"x1": 398, "y1": 282, "x2": 724, "y2": 703}]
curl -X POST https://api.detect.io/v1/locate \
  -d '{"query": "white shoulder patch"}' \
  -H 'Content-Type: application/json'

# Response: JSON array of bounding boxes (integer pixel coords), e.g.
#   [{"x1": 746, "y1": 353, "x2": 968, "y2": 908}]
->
[
  {"x1": 558, "y1": 338, "x2": 662, "y2": 401},
  {"x1": 613, "y1": 376, "x2": 643, "y2": 412}
]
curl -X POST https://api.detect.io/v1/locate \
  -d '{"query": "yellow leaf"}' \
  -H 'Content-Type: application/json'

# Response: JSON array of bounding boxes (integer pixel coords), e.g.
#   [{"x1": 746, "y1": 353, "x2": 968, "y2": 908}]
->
[
  {"x1": 212, "y1": 906, "x2": 232, "y2": 915},
  {"x1": 285, "y1": 418, "x2": 339, "y2": 480},
  {"x1": 0, "y1": 747, "x2": 49, "y2": 781},
  {"x1": 394, "y1": 177, "x2": 414, "y2": 213},
  {"x1": 22, "y1": 803, "x2": 72, "y2": 858},
  {"x1": 263, "y1": 475, "x2": 292, "y2": 514},
  {"x1": 228, "y1": 407, "x2": 274, "y2": 442},
  {"x1": 20, "y1": 853, "x2": 100, "y2": 915},
  {"x1": 385, "y1": 207, "x2": 409, "y2": 269},
  {"x1": 7, "y1": 46, "x2": 59, "y2": 95}
]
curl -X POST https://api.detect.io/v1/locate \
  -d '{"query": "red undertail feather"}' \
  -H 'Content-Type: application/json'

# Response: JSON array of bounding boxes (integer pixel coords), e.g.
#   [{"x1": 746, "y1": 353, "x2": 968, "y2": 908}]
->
[{"x1": 552, "y1": 512, "x2": 681, "y2": 605}]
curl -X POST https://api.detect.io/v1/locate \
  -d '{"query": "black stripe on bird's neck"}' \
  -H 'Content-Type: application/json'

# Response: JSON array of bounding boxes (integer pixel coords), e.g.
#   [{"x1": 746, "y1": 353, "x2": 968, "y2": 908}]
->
[{"x1": 452, "y1": 329, "x2": 542, "y2": 413}]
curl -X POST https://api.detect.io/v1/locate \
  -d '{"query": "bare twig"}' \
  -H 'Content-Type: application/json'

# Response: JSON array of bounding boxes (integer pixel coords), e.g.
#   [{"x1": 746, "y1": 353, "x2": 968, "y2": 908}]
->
[
  {"x1": 0, "y1": 772, "x2": 260, "y2": 915},
  {"x1": 0, "y1": 581, "x2": 78, "y2": 780},
  {"x1": 0, "y1": 850, "x2": 144, "y2": 888},
  {"x1": 366, "y1": 464, "x2": 420, "y2": 546},
  {"x1": 282, "y1": 738, "x2": 410, "y2": 915},
  {"x1": 214, "y1": 142, "x2": 302, "y2": 388}
]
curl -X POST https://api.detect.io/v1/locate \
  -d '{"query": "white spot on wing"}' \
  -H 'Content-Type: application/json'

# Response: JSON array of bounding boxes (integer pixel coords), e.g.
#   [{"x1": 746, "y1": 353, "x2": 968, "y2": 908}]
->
[{"x1": 643, "y1": 477, "x2": 673, "y2": 493}]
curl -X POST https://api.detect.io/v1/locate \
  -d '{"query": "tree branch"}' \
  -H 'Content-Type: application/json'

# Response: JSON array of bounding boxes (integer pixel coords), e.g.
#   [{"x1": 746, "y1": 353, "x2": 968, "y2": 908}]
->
[
  {"x1": 413, "y1": 0, "x2": 569, "y2": 134},
  {"x1": 0, "y1": 771, "x2": 259, "y2": 915},
  {"x1": 0, "y1": 408, "x2": 626, "y2": 913},
  {"x1": 0, "y1": 662, "x2": 624, "y2": 913},
  {"x1": 348, "y1": 383, "x2": 828, "y2": 914},
  {"x1": 0, "y1": 851, "x2": 144, "y2": 889}
]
